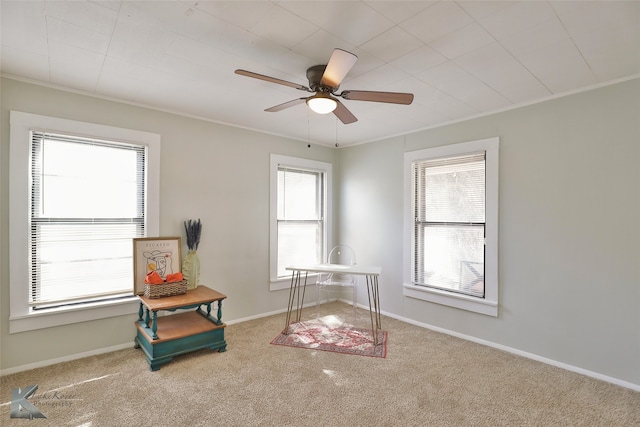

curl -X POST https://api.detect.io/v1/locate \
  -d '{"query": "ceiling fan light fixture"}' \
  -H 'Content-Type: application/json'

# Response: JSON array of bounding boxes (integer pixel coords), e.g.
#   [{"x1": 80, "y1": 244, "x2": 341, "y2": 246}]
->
[{"x1": 306, "y1": 93, "x2": 337, "y2": 114}]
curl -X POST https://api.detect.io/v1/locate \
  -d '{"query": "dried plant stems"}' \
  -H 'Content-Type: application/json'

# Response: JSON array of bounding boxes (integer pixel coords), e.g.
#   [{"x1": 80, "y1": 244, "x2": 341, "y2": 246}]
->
[{"x1": 184, "y1": 218, "x2": 202, "y2": 251}]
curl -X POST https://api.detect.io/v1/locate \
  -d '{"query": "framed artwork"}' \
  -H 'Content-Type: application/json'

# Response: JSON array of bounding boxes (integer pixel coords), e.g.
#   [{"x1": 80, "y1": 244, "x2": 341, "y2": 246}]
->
[{"x1": 133, "y1": 237, "x2": 182, "y2": 295}]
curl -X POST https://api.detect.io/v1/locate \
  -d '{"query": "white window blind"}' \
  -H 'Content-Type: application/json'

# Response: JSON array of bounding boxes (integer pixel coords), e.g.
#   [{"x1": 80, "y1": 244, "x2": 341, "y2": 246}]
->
[
  {"x1": 412, "y1": 152, "x2": 486, "y2": 297},
  {"x1": 29, "y1": 131, "x2": 146, "y2": 308},
  {"x1": 276, "y1": 167, "x2": 324, "y2": 278}
]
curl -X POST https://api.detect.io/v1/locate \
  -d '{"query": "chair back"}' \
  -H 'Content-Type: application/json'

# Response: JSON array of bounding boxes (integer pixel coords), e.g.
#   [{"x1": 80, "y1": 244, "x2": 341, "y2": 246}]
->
[
  {"x1": 325, "y1": 245, "x2": 356, "y2": 285},
  {"x1": 328, "y1": 245, "x2": 356, "y2": 266}
]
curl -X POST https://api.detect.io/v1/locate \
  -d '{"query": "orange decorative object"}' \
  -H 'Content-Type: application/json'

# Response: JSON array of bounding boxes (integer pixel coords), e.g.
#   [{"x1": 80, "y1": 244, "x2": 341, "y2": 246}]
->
[
  {"x1": 144, "y1": 271, "x2": 164, "y2": 285},
  {"x1": 165, "y1": 272, "x2": 184, "y2": 283}
]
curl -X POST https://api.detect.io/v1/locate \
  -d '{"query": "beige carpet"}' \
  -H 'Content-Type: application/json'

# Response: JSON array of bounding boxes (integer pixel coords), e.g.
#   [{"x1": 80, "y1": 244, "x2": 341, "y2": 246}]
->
[{"x1": 1, "y1": 302, "x2": 639, "y2": 426}]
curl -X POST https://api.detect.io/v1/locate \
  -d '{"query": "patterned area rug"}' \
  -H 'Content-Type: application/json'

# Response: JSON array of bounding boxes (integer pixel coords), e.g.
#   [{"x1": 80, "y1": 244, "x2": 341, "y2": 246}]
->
[{"x1": 270, "y1": 315, "x2": 387, "y2": 358}]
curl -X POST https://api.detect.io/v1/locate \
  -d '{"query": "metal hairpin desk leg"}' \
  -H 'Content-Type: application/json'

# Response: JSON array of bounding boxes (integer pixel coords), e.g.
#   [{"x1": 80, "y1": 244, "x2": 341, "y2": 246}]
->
[
  {"x1": 283, "y1": 271, "x2": 308, "y2": 334},
  {"x1": 366, "y1": 275, "x2": 382, "y2": 345}
]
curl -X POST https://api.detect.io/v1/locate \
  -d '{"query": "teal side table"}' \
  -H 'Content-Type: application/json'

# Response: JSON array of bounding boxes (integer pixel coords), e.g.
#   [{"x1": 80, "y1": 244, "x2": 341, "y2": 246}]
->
[{"x1": 134, "y1": 286, "x2": 227, "y2": 371}]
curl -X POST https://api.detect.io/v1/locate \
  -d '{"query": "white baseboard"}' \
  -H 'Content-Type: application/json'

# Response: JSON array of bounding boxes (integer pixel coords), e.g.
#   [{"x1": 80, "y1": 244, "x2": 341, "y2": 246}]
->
[
  {"x1": 0, "y1": 299, "x2": 328, "y2": 376},
  {"x1": 0, "y1": 342, "x2": 133, "y2": 376},
  {"x1": 4, "y1": 302, "x2": 639, "y2": 393},
  {"x1": 376, "y1": 306, "x2": 640, "y2": 393}
]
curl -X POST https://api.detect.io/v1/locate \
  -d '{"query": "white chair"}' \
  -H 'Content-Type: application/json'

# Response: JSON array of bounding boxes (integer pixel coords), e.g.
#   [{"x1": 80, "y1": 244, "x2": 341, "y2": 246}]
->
[{"x1": 316, "y1": 245, "x2": 358, "y2": 317}]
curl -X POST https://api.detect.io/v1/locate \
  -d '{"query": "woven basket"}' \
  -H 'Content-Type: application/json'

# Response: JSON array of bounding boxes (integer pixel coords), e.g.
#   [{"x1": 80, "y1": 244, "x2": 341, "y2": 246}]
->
[{"x1": 144, "y1": 280, "x2": 188, "y2": 299}]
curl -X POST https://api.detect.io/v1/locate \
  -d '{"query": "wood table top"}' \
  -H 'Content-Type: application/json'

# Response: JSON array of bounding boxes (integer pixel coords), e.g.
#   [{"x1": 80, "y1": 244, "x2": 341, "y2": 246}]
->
[{"x1": 138, "y1": 285, "x2": 226, "y2": 311}]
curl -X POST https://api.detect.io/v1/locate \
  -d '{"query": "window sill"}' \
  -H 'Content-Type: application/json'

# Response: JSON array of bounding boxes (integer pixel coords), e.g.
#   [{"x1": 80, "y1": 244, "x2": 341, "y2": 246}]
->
[
  {"x1": 9, "y1": 297, "x2": 140, "y2": 334},
  {"x1": 403, "y1": 283, "x2": 498, "y2": 317}
]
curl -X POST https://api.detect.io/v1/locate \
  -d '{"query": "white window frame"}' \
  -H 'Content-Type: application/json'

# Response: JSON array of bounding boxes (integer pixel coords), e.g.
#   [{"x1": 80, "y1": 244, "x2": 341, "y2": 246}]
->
[
  {"x1": 9, "y1": 111, "x2": 160, "y2": 333},
  {"x1": 403, "y1": 137, "x2": 499, "y2": 316},
  {"x1": 269, "y1": 154, "x2": 332, "y2": 291}
]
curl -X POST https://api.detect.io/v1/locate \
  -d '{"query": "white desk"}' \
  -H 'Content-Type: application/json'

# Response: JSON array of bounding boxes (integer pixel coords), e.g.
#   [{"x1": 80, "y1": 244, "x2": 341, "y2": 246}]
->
[{"x1": 284, "y1": 264, "x2": 382, "y2": 345}]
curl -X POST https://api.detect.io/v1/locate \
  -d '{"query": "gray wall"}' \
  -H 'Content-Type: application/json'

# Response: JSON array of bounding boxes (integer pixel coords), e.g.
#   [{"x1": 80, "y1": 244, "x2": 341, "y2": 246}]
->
[
  {"x1": 2, "y1": 77, "x2": 639, "y2": 388},
  {"x1": 0, "y1": 77, "x2": 336, "y2": 370},
  {"x1": 339, "y1": 78, "x2": 640, "y2": 386}
]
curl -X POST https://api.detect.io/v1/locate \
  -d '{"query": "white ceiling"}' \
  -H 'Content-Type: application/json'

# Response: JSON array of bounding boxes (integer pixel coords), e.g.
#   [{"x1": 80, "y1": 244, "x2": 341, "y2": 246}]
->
[{"x1": 2, "y1": 1, "x2": 639, "y2": 147}]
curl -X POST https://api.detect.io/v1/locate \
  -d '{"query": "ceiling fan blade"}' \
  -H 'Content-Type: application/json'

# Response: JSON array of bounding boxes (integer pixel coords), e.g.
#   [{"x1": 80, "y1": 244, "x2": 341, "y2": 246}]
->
[
  {"x1": 340, "y1": 90, "x2": 414, "y2": 105},
  {"x1": 332, "y1": 99, "x2": 357, "y2": 124},
  {"x1": 320, "y1": 48, "x2": 358, "y2": 89},
  {"x1": 235, "y1": 69, "x2": 310, "y2": 91},
  {"x1": 265, "y1": 98, "x2": 308, "y2": 112}
]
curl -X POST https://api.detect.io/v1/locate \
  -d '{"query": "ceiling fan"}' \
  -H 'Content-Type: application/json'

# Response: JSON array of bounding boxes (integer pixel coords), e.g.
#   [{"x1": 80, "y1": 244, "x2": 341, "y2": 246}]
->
[{"x1": 235, "y1": 48, "x2": 414, "y2": 124}]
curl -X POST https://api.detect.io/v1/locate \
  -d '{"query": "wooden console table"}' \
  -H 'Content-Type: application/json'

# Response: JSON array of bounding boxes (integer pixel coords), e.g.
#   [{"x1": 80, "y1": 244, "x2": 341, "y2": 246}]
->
[{"x1": 134, "y1": 286, "x2": 227, "y2": 371}]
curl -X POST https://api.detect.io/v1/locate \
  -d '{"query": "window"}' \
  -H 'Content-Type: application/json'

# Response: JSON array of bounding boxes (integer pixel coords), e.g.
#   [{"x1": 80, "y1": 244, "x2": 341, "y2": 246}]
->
[
  {"x1": 29, "y1": 132, "x2": 145, "y2": 308},
  {"x1": 413, "y1": 152, "x2": 486, "y2": 297},
  {"x1": 403, "y1": 138, "x2": 499, "y2": 316},
  {"x1": 10, "y1": 111, "x2": 160, "y2": 333},
  {"x1": 270, "y1": 154, "x2": 332, "y2": 290}
]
